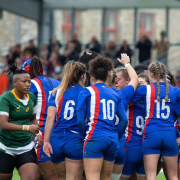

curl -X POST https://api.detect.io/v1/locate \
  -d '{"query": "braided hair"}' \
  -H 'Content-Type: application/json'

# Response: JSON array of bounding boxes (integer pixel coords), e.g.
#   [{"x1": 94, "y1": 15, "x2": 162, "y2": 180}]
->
[
  {"x1": 149, "y1": 62, "x2": 169, "y2": 102},
  {"x1": 5, "y1": 64, "x2": 28, "y2": 76}
]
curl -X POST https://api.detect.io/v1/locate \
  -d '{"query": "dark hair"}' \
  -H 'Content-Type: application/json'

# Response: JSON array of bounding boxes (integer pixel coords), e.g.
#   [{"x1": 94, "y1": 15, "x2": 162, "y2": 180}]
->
[
  {"x1": 79, "y1": 51, "x2": 100, "y2": 86},
  {"x1": 89, "y1": 56, "x2": 113, "y2": 82},
  {"x1": 138, "y1": 73, "x2": 150, "y2": 85},
  {"x1": 5, "y1": 64, "x2": 28, "y2": 76},
  {"x1": 149, "y1": 62, "x2": 169, "y2": 101},
  {"x1": 29, "y1": 57, "x2": 43, "y2": 79},
  {"x1": 166, "y1": 69, "x2": 177, "y2": 87},
  {"x1": 79, "y1": 51, "x2": 100, "y2": 70},
  {"x1": 134, "y1": 64, "x2": 148, "y2": 75}
]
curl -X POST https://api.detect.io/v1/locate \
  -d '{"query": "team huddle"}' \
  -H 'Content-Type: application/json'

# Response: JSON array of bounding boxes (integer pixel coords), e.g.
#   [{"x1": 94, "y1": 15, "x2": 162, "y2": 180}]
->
[{"x1": 0, "y1": 51, "x2": 179, "y2": 180}]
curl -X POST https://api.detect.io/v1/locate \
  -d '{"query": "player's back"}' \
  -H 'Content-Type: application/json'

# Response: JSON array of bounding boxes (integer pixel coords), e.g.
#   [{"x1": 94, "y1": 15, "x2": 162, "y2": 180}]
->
[
  {"x1": 30, "y1": 76, "x2": 60, "y2": 131},
  {"x1": 132, "y1": 82, "x2": 180, "y2": 134},
  {"x1": 53, "y1": 84, "x2": 84, "y2": 134},
  {"x1": 84, "y1": 83, "x2": 122, "y2": 138},
  {"x1": 126, "y1": 100, "x2": 145, "y2": 147}
]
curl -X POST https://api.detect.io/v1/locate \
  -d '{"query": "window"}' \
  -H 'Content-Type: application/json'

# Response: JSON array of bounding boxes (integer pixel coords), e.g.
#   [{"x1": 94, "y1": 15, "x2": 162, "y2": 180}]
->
[
  {"x1": 61, "y1": 10, "x2": 79, "y2": 43},
  {"x1": 139, "y1": 13, "x2": 154, "y2": 37},
  {"x1": 106, "y1": 10, "x2": 118, "y2": 42}
]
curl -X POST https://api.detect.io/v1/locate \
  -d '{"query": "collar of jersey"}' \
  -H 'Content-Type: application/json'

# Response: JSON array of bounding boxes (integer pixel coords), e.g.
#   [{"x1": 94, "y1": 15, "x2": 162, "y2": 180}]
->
[{"x1": 11, "y1": 89, "x2": 29, "y2": 101}]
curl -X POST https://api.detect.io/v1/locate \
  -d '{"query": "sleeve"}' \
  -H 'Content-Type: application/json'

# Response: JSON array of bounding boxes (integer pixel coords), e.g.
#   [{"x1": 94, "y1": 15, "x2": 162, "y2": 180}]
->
[
  {"x1": 130, "y1": 85, "x2": 146, "y2": 103},
  {"x1": 77, "y1": 88, "x2": 89, "y2": 111},
  {"x1": 117, "y1": 97, "x2": 125, "y2": 112},
  {"x1": 48, "y1": 91, "x2": 56, "y2": 107},
  {"x1": 0, "y1": 96, "x2": 10, "y2": 116},
  {"x1": 29, "y1": 81, "x2": 38, "y2": 98},
  {"x1": 174, "y1": 101, "x2": 180, "y2": 118},
  {"x1": 177, "y1": 88, "x2": 180, "y2": 101},
  {"x1": 120, "y1": 85, "x2": 134, "y2": 101},
  {"x1": 30, "y1": 93, "x2": 37, "y2": 114}
]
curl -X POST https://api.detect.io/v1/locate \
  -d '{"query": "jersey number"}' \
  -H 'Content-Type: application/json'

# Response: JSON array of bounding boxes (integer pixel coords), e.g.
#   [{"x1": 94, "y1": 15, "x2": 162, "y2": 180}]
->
[
  {"x1": 100, "y1": 99, "x2": 115, "y2": 120},
  {"x1": 136, "y1": 116, "x2": 144, "y2": 135},
  {"x1": 155, "y1": 99, "x2": 170, "y2": 119},
  {"x1": 64, "y1": 100, "x2": 75, "y2": 120}
]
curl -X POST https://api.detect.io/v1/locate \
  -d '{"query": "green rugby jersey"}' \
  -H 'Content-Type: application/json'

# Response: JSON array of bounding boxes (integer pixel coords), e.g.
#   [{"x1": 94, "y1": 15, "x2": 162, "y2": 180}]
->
[{"x1": 0, "y1": 89, "x2": 37, "y2": 148}]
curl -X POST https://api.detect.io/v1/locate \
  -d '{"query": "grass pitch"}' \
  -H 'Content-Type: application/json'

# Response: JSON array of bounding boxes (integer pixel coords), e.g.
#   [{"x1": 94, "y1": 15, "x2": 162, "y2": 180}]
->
[{"x1": 12, "y1": 169, "x2": 166, "y2": 180}]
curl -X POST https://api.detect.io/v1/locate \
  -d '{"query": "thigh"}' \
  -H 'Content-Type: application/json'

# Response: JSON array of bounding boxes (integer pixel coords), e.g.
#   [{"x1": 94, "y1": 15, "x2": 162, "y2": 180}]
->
[
  {"x1": 37, "y1": 144, "x2": 50, "y2": 164},
  {"x1": 65, "y1": 158, "x2": 83, "y2": 180},
  {"x1": 143, "y1": 154, "x2": 160, "y2": 180},
  {"x1": 50, "y1": 135, "x2": 65, "y2": 163},
  {"x1": 143, "y1": 132, "x2": 162, "y2": 155},
  {"x1": 84, "y1": 158, "x2": 103, "y2": 180},
  {"x1": 38, "y1": 161, "x2": 57, "y2": 180},
  {"x1": 52, "y1": 161, "x2": 66, "y2": 180},
  {"x1": 64, "y1": 135, "x2": 84, "y2": 161},
  {"x1": 0, "y1": 151, "x2": 15, "y2": 174},
  {"x1": 101, "y1": 160, "x2": 115, "y2": 180},
  {"x1": 15, "y1": 148, "x2": 37, "y2": 170},
  {"x1": 18, "y1": 163, "x2": 38, "y2": 180},
  {"x1": 114, "y1": 137, "x2": 126, "y2": 165},
  {"x1": 162, "y1": 131, "x2": 179, "y2": 156},
  {"x1": 162, "y1": 155, "x2": 178, "y2": 179}
]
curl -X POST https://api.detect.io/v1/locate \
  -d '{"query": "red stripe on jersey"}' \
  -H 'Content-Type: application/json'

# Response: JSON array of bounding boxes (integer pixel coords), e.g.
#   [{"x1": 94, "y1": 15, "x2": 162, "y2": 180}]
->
[
  {"x1": 37, "y1": 132, "x2": 44, "y2": 162},
  {"x1": 33, "y1": 78, "x2": 46, "y2": 130},
  {"x1": 143, "y1": 84, "x2": 155, "y2": 141},
  {"x1": 126, "y1": 104, "x2": 134, "y2": 143},
  {"x1": 54, "y1": 94, "x2": 64, "y2": 128},
  {"x1": 83, "y1": 86, "x2": 100, "y2": 153}
]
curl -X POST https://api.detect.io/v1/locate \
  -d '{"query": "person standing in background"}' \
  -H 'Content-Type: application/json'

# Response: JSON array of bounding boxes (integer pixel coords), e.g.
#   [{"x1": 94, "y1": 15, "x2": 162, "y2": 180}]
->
[
  {"x1": 153, "y1": 30, "x2": 169, "y2": 67},
  {"x1": 86, "y1": 36, "x2": 101, "y2": 54},
  {"x1": 117, "y1": 41, "x2": 133, "y2": 64},
  {"x1": 136, "y1": 35, "x2": 152, "y2": 66},
  {"x1": 70, "y1": 33, "x2": 82, "y2": 55},
  {"x1": 0, "y1": 57, "x2": 9, "y2": 95}
]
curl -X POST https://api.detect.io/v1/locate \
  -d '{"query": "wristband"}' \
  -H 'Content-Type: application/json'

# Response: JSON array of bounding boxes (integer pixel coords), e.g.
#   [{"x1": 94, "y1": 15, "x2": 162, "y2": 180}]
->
[
  {"x1": 37, "y1": 131, "x2": 42, "y2": 136},
  {"x1": 124, "y1": 62, "x2": 130, "y2": 68},
  {"x1": 23, "y1": 125, "x2": 29, "y2": 131}
]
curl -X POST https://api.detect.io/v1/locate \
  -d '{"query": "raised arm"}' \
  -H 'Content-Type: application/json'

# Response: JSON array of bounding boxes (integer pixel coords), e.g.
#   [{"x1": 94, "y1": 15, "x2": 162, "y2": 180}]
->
[{"x1": 117, "y1": 54, "x2": 139, "y2": 91}]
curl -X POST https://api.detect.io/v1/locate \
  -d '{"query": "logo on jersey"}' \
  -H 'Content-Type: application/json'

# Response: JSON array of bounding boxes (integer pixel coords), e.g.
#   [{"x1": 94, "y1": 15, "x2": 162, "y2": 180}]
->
[
  {"x1": 15, "y1": 106, "x2": 20, "y2": 112},
  {"x1": 26, "y1": 107, "x2": 30, "y2": 112}
]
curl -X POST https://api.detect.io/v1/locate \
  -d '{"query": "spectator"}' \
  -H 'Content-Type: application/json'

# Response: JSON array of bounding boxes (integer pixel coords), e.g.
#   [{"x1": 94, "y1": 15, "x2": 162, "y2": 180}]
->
[
  {"x1": 70, "y1": 33, "x2": 82, "y2": 55},
  {"x1": 41, "y1": 44, "x2": 49, "y2": 57},
  {"x1": 105, "y1": 41, "x2": 119, "y2": 67},
  {"x1": 15, "y1": 57, "x2": 22, "y2": 69},
  {"x1": 0, "y1": 57, "x2": 9, "y2": 95},
  {"x1": 54, "y1": 64, "x2": 62, "y2": 81},
  {"x1": 64, "y1": 42, "x2": 79, "y2": 62},
  {"x1": 21, "y1": 48, "x2": 33, "y2": 63},
  {"x1": 176, "y1": 70, "x2": 180, "y2": 88},
  {"x1": 28, "y1": 39, "x2": 38, "y2": 56},
  {"x1": 153, "y1": 30, "x2": 169, "y2": 67},
  {"x1": 86, "y1": 36, "x2": 101, "y2": 53},
  {"x1": 136, "y1": 35, "x2": 152, "y2": 65},
  {"x1": 117, "y1": 40, "x2": 133, "y2": 62},
  {"x1": 40, "y1": 53, "x2": 48, "y2": 76},
  {"x1": 48, "y1": 37, "x2": 62, "y2": 56},
  {"x1": 54, "y1": 44, "x2": 66, "y2": 66},
  {"x1": 6, "y1": 46, "x2": 18, "y2": 65}
]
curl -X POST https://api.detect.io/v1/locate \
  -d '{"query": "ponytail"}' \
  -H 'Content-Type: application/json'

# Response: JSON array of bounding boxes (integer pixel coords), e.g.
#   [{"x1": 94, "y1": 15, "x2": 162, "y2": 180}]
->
[{"x1": 54, "y1": 61, "x2": 86, "y2": 102}]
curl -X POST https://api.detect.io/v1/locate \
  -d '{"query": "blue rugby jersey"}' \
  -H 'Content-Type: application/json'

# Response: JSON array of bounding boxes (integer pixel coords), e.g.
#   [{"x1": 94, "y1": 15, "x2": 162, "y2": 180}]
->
[
  {"x1": 77, "y1": 83, "x2": 125, "y2": 139},
  {"x1": 30, "y1": 76, "x2": 60, "y2": 132},
  {"x1": 48, "y1": 84, "x2": 84, "y2": 134},
  {"x1": 131, "y1": 83, "x2": 180, "y2": 135}
]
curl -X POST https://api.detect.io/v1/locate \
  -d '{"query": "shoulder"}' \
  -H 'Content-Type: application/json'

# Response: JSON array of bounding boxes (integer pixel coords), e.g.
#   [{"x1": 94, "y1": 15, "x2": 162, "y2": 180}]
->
[
  {"x1": 1, "y1": 91, "x2": 14, "y2": 100},
  {"x1": 49, "y1": 77, "x2": 61, "y2": 87},
  {"x1": 28, "y1": 92, "x2": 36, "y2": 101}
]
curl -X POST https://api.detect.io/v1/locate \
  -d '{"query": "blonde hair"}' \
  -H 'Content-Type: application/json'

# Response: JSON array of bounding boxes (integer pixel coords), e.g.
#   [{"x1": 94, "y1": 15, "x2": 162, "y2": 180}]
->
[
  {"x1": 148, "y1": 62, "x2": 169, "y2": 101},
  {"x1": 54, "y1": 61, "x2": 86, "y2": 102},
  {"x1": 106, "y1": 70, "x2": 116, "y2": 88},
  {"x1": 115, "y1": 67, "x2": 129, "y2": 81}
]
